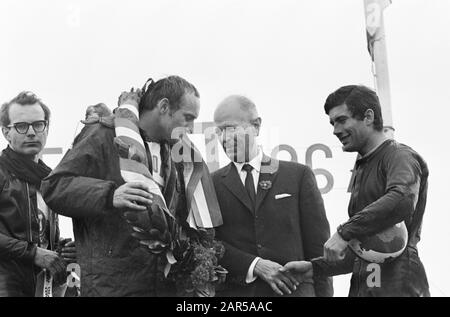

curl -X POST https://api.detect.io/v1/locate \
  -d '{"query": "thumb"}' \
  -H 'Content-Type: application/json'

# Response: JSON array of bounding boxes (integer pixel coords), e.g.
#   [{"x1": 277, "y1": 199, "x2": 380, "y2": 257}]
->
[
  {"x1": 279, "y1": 261, "x2": 297, "y2": 272},
  {"x1": 282, "y1": 261, "x2": 307, "y2": 272}
]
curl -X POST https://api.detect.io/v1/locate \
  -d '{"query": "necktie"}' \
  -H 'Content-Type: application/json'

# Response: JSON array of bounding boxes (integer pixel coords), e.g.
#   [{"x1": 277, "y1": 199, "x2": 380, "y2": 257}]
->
[{"x1": 242, "y1": 164, "x2": 256, "y2": 208}]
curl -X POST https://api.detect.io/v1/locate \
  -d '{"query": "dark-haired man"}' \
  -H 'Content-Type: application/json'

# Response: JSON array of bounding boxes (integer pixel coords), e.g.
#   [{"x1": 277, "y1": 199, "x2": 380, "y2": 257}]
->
[
  {"x1": 42, "y1": 76, "x2": 200, "y2": 296},
  {"x1": 0, "y1": 92, "x2": 75, "y2": 296},
  {"x1": 282, "y1": 85, "x2": 430, "y2": 297}
]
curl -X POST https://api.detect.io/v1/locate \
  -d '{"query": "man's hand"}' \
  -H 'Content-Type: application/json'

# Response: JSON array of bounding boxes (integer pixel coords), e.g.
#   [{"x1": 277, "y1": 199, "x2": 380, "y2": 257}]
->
[
  {"x1": 130, "y1": 228, "x2": 171, "y2": 254},
  {"x1": 118, "y1": 88, "x2": 142, "y2": 107},
  {"x1": 113, "y1": 182, "x2": 154, "y2": 211},
  {"x1": 34, "y1": 247, "x2": 67, "y2": 276},
  {"x1": 123, "y1": 204, "x2": 171, "y2": 254},
  {"x1": 324, "y1": 231, "x2": 348, "y2": 264},
  {"x1": 279, "y1": 261, "x2": 314, "y2": 283},
  {"x1": 60, "y1": 240, "x2": 77, "y2": 263},
  {"x1": 254, "y1": 259, "x2": 299, "y2": 296}
]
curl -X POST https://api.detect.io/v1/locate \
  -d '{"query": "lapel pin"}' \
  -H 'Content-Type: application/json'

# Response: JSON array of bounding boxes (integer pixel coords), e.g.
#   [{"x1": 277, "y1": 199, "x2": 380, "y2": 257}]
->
[{"x1": 259, "y1": 180, "x2": 272, "y2": 190}]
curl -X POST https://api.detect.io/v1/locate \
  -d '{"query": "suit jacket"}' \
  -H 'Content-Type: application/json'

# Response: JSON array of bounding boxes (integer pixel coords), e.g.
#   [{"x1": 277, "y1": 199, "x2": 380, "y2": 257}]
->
[{"x1": 212, "y1": 155, "x2": 333, "y2": 297}]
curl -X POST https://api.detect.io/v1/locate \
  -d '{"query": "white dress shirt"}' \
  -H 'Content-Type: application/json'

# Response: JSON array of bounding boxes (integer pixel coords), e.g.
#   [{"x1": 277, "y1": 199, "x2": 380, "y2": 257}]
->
[{"x1": 232, "y1": 149, "x2": 263, "y2": 284}]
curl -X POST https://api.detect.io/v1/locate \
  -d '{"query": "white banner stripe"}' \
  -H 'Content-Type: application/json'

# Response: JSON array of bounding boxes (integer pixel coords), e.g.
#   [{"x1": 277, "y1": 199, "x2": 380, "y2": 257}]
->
[
  {"x1": 192, "y1": 181, "x2": 213, "y2": 228},
  {"x1": 118, "y1": 104, "x2": 139, "y2": 118},
  {"x1": 183, "y1": 163, "x2": 194, "y2": 185},
  {"x1": 121, "y1": 170, "x2": 167, "y2": 208},
  {"x1": 190, "y1": 197, "x2": 204, "y2": 228},
  {"x1": 115, "y1": 127, "x2": 145, "y2": 147},
  {"x1": 187, "y1": 210, "x2": 198, "y2": 230},
  {"x1": 184, "y1": 163, "x2": 216, "y2": 228},
  {"x1": 183, "y1": 163, "x2": 197, "y2": 226}
]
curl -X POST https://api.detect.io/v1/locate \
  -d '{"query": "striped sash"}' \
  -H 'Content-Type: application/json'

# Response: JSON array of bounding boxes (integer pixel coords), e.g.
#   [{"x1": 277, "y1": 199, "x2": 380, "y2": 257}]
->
[
  {"x1": 114, "y1": 103, "x2": 222, "y2": 230},
  {"x1": 114, "y1": 104, "x2": 173, "y2": 219},
  {"x1": 179, "y1": 136, "x2": 223, "y2": 229}
]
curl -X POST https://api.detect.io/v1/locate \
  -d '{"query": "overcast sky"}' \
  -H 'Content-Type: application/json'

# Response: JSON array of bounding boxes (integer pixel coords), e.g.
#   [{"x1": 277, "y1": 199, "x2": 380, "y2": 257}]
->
[{"x1": 1, "y1": 0, "x2": 449, "y2": 296}]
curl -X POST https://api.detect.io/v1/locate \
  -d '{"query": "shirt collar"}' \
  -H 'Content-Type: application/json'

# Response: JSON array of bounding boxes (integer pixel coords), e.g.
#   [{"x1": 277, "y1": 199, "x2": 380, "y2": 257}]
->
[
  {"x1": 233, "y1": 148, "x2": 263, "y2": 173},
  {"x1": 357, "y1": 139, "x2": 393, "y2": 164}
]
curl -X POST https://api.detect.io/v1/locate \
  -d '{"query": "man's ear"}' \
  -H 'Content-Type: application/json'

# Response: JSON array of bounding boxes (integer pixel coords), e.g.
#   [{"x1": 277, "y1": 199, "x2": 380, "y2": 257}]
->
[
  {"x1": 254, "y1": 117, "x2": 262, "y2": 136},
  {"x1": 2, "y1": 127, "x2": 10, "y2": 142},
  {"x1": 364, "y1": 109, "x2": 375, "y2": 126},
  {"x1": 157, "y1": 98, "x2": 170, "y2": 115}
]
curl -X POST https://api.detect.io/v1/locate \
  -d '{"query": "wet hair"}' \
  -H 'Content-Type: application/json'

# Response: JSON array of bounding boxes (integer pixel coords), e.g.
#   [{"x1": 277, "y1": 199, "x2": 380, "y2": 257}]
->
[
  {"x1": 0, "y1": 91, "x2": 51, "y2": 127},
  {"x1": 324, "y1": 85, "x2": 383, "y2": 131},
  {"x1": 138, "y1": 75, "x2": 199, "y2": 114}
]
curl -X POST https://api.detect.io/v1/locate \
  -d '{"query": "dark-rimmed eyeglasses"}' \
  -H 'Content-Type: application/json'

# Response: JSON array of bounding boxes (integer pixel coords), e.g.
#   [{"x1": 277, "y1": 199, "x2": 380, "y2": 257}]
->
[{"x1": 7, "y1": 120, "x2": 48, "y2": 134}]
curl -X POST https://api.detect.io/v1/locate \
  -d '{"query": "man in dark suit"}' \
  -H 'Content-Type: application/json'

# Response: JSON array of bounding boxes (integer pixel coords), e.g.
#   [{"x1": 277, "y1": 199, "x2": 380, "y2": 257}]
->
[{"x1": 212, "y1": 95, "x2": 333, "y2": 297}]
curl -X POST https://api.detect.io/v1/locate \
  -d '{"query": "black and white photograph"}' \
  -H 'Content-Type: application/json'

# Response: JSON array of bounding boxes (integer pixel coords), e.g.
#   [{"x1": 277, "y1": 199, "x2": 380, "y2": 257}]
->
[{"x1": 0, "y1": 0, "x2": 449, "y2": 300}]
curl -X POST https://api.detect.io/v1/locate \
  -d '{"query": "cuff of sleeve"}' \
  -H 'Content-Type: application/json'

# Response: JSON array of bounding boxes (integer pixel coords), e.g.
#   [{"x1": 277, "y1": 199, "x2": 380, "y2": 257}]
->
[
  {"x1": 311, "y1": 257, "x2": 324, "y2": 277},
  {"x1": 245, "y1": 257, "x2": 260, "y2": 284},
  {"x1": 23, "y1": 242, "x2": 37, "y2": 263},
  {"x1": 106, "y1": 183, "x2": 117, "y2": 210},
  {"x1": 337, "y1": 224, "x2": 352, "y2": 241}
]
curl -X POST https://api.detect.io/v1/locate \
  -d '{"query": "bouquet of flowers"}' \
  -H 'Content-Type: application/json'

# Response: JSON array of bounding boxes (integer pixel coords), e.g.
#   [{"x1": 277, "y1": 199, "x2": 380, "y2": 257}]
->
[
  {"x1": 125, "y1": 202, "x2": 227, "y2": 297},
  {"x1": 168, "y1": 228, "x2": 227, "y2": 297}
]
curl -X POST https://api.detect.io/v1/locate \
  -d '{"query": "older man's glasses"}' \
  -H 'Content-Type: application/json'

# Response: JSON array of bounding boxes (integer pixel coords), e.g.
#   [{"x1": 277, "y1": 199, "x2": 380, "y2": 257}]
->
[{"x1": 7, "y1": 120, "x2": 48, "y2": 134}]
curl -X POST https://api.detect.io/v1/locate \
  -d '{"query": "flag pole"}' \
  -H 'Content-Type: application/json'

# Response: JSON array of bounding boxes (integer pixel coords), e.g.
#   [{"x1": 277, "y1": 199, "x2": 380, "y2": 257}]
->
[
  {"x1": 348, "y1": 0, "x2": 395, "y2": 193},
  {"x1": 364, "y1": 0, "x2": 394, "y2": 138}
]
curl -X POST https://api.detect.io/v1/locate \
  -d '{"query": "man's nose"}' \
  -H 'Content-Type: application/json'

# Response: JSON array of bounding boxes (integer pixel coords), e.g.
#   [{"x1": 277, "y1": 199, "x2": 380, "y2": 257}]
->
[
  {"x1": 186, "y1": 122, "x2": 194, "y2": 134},
  {"x1": 26, "y1": 126, "x2": 36, "y2": 137},
  {"x1": 223, "y1": 130, "x2": 236, "y2": 142},
  {"x1": 333, "y1": 124, "x2": 342, "y2": 136}
]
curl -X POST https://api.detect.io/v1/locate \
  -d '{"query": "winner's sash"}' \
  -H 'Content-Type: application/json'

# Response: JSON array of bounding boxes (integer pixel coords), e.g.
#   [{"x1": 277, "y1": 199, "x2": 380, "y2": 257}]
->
[
  {"x1": 114, "y1": 103, "x2": 173, "y2": 220},
  {"x1": 114, "y1": 103, "x2": 222, "y2": 229}
]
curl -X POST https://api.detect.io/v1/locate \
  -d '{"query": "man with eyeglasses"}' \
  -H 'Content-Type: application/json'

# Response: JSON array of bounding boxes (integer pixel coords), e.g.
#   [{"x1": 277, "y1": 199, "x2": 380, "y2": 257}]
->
[
  {"x1": 0, "y1": 92, "x2": 76, "y2": 296},
  {"x1": 211, "y1": 95, "x2": 333, "y2": 297}
]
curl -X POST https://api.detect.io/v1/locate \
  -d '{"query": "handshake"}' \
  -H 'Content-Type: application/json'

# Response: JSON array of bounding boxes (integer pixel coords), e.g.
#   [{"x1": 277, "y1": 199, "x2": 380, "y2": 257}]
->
[
  {"x1": 263, "y1": 230, "x2": 350, "y2": 295},
  {"x1": 255, "y1": 259, "x2": 314, "y2": 296}
]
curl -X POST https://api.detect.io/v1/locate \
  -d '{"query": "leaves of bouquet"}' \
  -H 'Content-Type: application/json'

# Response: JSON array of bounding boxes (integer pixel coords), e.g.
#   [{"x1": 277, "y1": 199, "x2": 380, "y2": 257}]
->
[{"x1": 123, "y1": 204, "x2": 172, "y2": 254}]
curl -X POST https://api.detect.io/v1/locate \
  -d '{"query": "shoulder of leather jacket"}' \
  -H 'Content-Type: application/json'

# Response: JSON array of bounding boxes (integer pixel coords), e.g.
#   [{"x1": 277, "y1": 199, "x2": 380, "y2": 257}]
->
[{"x1": 99, "y1": 115, "x2": 115, "y2": 128}]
